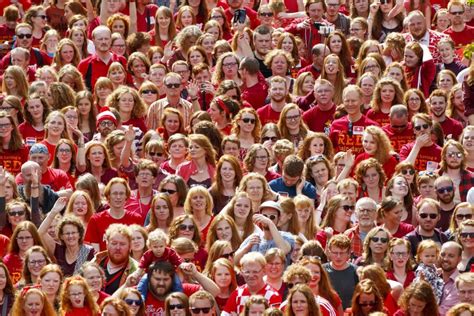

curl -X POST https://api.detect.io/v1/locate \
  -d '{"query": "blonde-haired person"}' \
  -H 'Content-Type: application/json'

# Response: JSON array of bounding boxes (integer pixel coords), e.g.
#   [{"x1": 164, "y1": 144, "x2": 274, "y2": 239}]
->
[
  {"x1": 184, "y1": 186, "x2": 214, "y2": 244},
  {"x1": 59, "y1": 275, "x2": 100, "y2": 316},
  {"x1": 446, "y1": 303, "x2": 474, "y2": 316},
  {"x1": 223, "y1": 191, "x2": 261, "y2": 240},
  {"x1": 384, "y1": 62, "x2": 409, "y2": 92},
  {"x1": 231, "y1": 107, "x2": 262, "y2": 160},
  {"x1": 294, "y1": 195, "x2": 319, "y2": 240}
]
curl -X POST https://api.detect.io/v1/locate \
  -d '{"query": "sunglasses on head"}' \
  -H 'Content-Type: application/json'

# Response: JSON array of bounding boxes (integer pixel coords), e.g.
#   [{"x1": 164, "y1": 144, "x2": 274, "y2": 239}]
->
[
  {"x1": 401, "y1": 169, "x2": 415, "y2": 175},
  {"x1": 124, "y1": 299, "x2": 142, "y2": 306},
  {"x1": 437, "y1": 186, "x2": 454, "y2": 194},
  {"x1": 17, "y1": 33, "x2": 32, "y2": 39},
  {"x1": 342, "y1": 205, "x2": 355, "y2": 212},
  {"x1": 460, "y1": 232, "x2": 474, "y2": 239},
  {"x1": 8, "y1": 210, "x2": 25, "y2": 217},
  {"x1": 371, "y1": 237, "x2": 389, "y2": 243},
  {"x1": 165, "y1": 83, "x2": 181, "y2": 89},
  {"x1": 414, "y1": 123, "x2": 429, "y2": 131},
  {"x1": 161, "y1": 189, "x2": 177, "y2": 194},
  {"x1": 242, "y1": 117, "x2": 256, "y2": 124},
  {"x1": 456, "y1": 214, "x2": 472, "y2": 221},
  {"x1": 190, "y1": 307, "x2": 212, "y2": 314},
  {"x1": 419, "y1": 213, "x2": 437, "y2": 219},
  {"x1": 169, "y1": 304, "x2": 185, "y2": 310},
  {"x1": 179, "y1": 224, "x2": 195, "y2": 231}
]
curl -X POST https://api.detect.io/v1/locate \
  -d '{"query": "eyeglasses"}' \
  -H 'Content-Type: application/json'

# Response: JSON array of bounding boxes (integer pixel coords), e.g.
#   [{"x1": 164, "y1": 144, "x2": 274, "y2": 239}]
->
[
  {"x1": 99, "y1": 120, "x2": 115, "y2": 127},
  {"x1": 142, "y1": 89, "x2": 158, "y2": 95},
  {"x1": 62, "y1": 231, "x2": 79, "y2": 237},
  {"x1": 169, "y1": 304, "x2": 185, "y2": 310},
  {"x1": 259, "y1": 12, "x2": 274, "y2": 17},
  {"x1": 161, "y1": 189, "x2": 177, "y2": 194},
  {"x1": 16, "y1": 236, "x2": 33, "y2": 241},
  {"x1": 242, "y1": 117, "x2": 256, "y2": 124},
  {"x1": 358, "y1": 208, "x2": 375, "y2": 214},
  {"x1": 179, "y1": 224, "x2": 195, "y2": 231},
  {"x1": 419, "y1": 213, "x2": 438, "y2": 219},
  {"x1": 359, "y1": 301, "x2": 376, "y2": 307},
  {"x1": 0, "y1": 123, "x2": 12, "y2": 129},
  {"x1": 148, "y1": 152, "x2": 164, "y2": 157},
  {"x1": 350, "y1": 28, "x2": 361, "y2": 32},
  {"x1": 125, "y1": 298, "x2": 142, "y2": 306},
  {"x1": 450, "y1": 10, "x2": 464, "y2": 15},
  {"x1": 262, "y1": 136, "x2": 278, "y2": 142},
  {"x1": 460, "y1": 232, "x2": 474, "y2": 238},
  {"x1": 165, "y1": 83, "x2": 181, "y2": 89},
  {"x1": 70, "y1": 292, "x2": 85, "y2": 297},
  {"x1": 391, "y1": 252, "x2": 408, "y2": 258},
  {"x1": 242, "y1": 269, "x2": 263, "y2": 276},
  {"x1": 29, "y1": 259, "x2": 46, "y2": 266},
  {"x1": 190, "y1": 307, "x2": 212, "y2": 314},
  {"x1": 371, "y1": 237, "x2": 389, "y2": 243},
  {"x1": 221, "y1": 250, "x2": 235, "y2": 259},
  {"x1": 342, "y1": 205, "x2": 355, "y2": 212},
  {"x1": 262, "y1": 213, "x2": 277, "y2": 221},
  {"x1": 286, "y1": 114, "x2": 300, "y2": 122},
  {"x1": 8, "y1": 210, "x2": 25, "y2": 217},
  {"x1": 401, "y1": 169, "x2": 415, "y2": 175},
  {"x1": 223, "y1": 62, "x2": 238, "y2": 68},
  {"x1": 35, "y1": 15, "x2": 47, "y2": 19},
  {"x1": 437, "y1": 186, "x2": 454, "y2": 194},
  {"x1": 17, "y1": 33, "x2": 32, "y2": 39},
  {"x1": 256, "y1": 155, "x2": 268, "y2": 160},
  {"x1": 414, "y1": 123, "x2": 429, "y2": 131},
  {"x1": 456, "y1": 214, "x2": 472, "y2": 221},
  {"x1": 211, "y1": 15, "x2": 223, "y2": 19},
  {"x1": 447, "y1": 152, "x2": 463, "y2": 159},
  {"x1": 58, "y1": 148, "x2": 72, "y2": 153}
]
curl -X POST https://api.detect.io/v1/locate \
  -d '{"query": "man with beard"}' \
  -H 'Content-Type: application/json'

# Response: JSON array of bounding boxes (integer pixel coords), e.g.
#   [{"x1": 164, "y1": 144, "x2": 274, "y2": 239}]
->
[
  {"x1": 224, "y1": 0, "x2": 259, "y2": 30},
  {"x1": 438, "y1": 241, "x2": 463, "y2": 315},
  {"x1": 382, "y1": 105, "x2": 415, "y2": 153},
  {"x1": 400, "y1": 113, "x2": 442, "y2": 172},
  {"x1": 443, "y1": 0, "x2": 474, "y2": 49},
  {"x1": 437, "y1": 139, "x2": 474, "y2": 202},
  {"x1": 92, "y1": 110, "x2": 118, "y2": 143},
  {"x1": 252, "y1": 25, "x2": 273, "y2": 78},
  {"x1": 141, "y1": 261, "x2": 220, "y2": 316},
  {"x1": 257, "y1": 76, "x2": 289, "y2": 125},
  {"x1": 405, "y1": 198, "x2": 448, "y2": 257},
  {"x1": 78, "y1": 25, "x2": 127, "y2": 91},
  {"x1": 323, "y1": 0, "x2": 350, "y2": 35},
  {"x1": 223, "y1": 252, "x2": 281, "y2": 316},
  {"x1": 344, "y1": 197, "x2": 377, "y2": 259},
  {"x1": 429, "y1": 89, "x2": 463, "y2": 140},
  {"x1": 93, "y1": 224, "x2": 139, "y2": 295},
  {"x1": 403, "y1": 10, "x2": 448, "y2": 63},
  {"x1": 434, "y1": 176, "x2": 458, "y2": 231},
  {"x1": 85, "y1": 178, "x2": 142, "y2": 252},
  {"x1": 301, "y1": 79, "x2": 336, "y2": 133},
  {"x1": 235, "y1": 201, "x2": 294, "y2": 264}
]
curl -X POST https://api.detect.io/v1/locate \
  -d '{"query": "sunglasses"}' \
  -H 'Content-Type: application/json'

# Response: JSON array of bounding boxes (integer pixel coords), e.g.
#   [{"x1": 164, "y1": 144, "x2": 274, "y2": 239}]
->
[
  {"x1": 142, "y1": 89, "x2": 158, "y2": 95},
  {"x1": 450, "y1": 10, "x2": 464, "y2": 15},
  {"x1": 342, "y1": 205, "x2": 355, "y2": 212},
  {"x1": 419, "y1": 213, "x2": 437, "y2": 219},
  {"x1": 148, "y1": 152, "x2": 164, "y2": 157},
  {"x1": 17, "y1": 33, "x2": 32, "y2": 39},
  {"x1": 371, "y1": 237, "x2": 389, "y2": 243},
  {"x1": 220, "y1": 250, "x2": 235, "y2": 259},
  {"x1": 359, "y1": 301, "x2": 377, "y2": 307},
  {"x1": 165, "y1": 83, "x2": 181, "y2": 89},
  {"x1": 259, "y1": 12, "x2": 274, "y2": 17},
  {"x1": 242, "y1": 117, "x2": 256, "y2": 124},
  {"x1": 456, "y1": 214, "x2": 472, "y2": 221},
  {"x1": 437, "y1": 186, "x2": 454, "y2": 194},
  {"x1": 262, "y1": 213, "x2": 277, "y2": 221},
  {"x1": 161, "y1": 189, "x2": 177, "y2": 194},
  {"x1": 179, "y1": 224, "x2": 195, "y2": 231},
  {"x1": 287, "y1": 282, "x2": 302, "y2": 289},
  {"x1": 35, "y1": 15, "x2": 47, "y2": 19},
  {"x1": 9, "y1": 210, "x2": 25, "y2": 217},
  {"x1": 447, "y1": 152, "x2": 463, "y2": 159},
  {"x1": 190, "y1": 307, "x2": 212, "y2": 314},
  {"x1": 169, "y1": 304, "x2": 185, "y2": 310},
  {"x1": 125, "y1": 299, "x2": 142, "y2": 306},
  {"x1": 401, "y1": 169, "x2": 415, "y2": 175},
  {"x1": 262, "y1": 136, "x2": 278, "y2": 142},
  {"x1": 414, "y1": 123, "x2": 429, "y2": 131},
  {"x1": 460, "y1": 232, "x2": 474, "y2": 238}
]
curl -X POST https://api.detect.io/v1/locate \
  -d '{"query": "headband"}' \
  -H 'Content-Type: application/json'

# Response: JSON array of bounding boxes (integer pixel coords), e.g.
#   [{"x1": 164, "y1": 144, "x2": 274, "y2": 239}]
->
[{"x1": 216, "y1": 98, "x2": 231, "y2": 115}]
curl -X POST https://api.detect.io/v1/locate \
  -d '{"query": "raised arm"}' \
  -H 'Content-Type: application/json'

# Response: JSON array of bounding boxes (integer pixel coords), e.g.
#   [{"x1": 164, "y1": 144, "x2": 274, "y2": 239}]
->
[
  {"x1": 183, "y1": 263, "x2": 220, "y2": 296},
  {"x1": 121, "y1": 125, "x2": 135, "y2": 168},
  {"x1": 128, "y1": 0, "x2": 138, "y2": 35},
  {"x1": 38, "y1": 197, "x2": 68, "y2": 257}
]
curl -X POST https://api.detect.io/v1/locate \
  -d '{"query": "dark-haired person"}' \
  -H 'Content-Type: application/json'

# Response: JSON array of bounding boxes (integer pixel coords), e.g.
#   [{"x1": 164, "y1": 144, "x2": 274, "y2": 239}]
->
[
  {"x1": 240, "y1": 57, "x2": 269, "y2": 110},
  {"x1": 269, "y1": 155, "x2": 316, "y2": 199}
]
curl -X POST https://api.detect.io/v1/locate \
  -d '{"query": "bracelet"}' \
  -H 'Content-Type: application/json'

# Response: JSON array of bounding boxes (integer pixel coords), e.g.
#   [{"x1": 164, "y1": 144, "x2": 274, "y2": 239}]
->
[{"x1": 31, "y1": 186, "x2": 39, "y2": 189}]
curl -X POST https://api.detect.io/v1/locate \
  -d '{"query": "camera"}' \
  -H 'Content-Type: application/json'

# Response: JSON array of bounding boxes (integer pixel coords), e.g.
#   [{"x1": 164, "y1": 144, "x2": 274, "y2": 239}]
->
[
  {"x1": 233, "y1": 9, "x2": 247, "y2": 24},
  {"x1": 313, "y1": 22, "x2": 323, "y2": 30}
]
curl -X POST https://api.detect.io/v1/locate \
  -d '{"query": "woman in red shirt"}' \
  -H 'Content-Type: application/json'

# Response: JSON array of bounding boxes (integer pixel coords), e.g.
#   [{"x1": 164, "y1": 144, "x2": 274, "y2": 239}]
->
[{"x1": 59, "y1": 275, "x2": 100, "y2": 316}]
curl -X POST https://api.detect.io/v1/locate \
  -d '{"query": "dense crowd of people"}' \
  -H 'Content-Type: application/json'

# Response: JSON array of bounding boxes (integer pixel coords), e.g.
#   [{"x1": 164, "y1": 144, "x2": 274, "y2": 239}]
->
[{"x1": 0, "y1": 0, "x2": 473, "y2": 315}]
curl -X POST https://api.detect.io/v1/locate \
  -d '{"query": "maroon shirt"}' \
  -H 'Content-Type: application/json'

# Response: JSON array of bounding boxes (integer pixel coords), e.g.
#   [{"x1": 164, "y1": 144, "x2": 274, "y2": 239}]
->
[
  {"x1": 399, "y1": 142, "x2": 442, "y2": 171},
  {"x1": 257, "y1": 104, "x2": 282, "y2": 125},
  {"x1": 302, "y1": 104, "x2": 336, "y2": 134},
  {"x1": 439, "y1": 116, "x2": 463, "y2": 140},
  {"x1": 241, "y1": 75, "x2": 269, "y2": 110},
  {"x1": 382, "y1": 124, "x2": 415, "y2": 153},
  {"x1": 77, "y1": 52, "x2": 127, "y2": 90},
  {"x1": 329, "y1": 115, "x2": 380, "y2": 155}
]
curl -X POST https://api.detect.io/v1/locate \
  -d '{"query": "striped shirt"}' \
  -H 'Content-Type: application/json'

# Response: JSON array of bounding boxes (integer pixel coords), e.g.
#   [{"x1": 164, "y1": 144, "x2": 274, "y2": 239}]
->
[{"x1": 222, "y1": 284, "x2": 281, "y2": 316}]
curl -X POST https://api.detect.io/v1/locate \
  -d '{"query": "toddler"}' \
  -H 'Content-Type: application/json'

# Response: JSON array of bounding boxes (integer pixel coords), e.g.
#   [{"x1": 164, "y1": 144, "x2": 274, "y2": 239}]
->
[{"x1": 414, "y1": 240, "x2": 444, "y2": 303}]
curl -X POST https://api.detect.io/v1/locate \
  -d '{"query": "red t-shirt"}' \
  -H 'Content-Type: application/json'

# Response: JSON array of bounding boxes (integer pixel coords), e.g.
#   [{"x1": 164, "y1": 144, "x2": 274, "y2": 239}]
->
[
  {"x1": 160, "y1": 160, "x2": 176, "y2": 174},
  {"x1": 302, "y1": 105, "x2": 336, "y2": 134},
  {"x1": 0, "y1": 234, "x2": 9, "y2": 257},
  {"x1": 77, "y1": 53, "x2": 127, "y2": 90},
  {"x1": 3, "y1": 252, "x2": 22, "y2": 284},
  {"x1": 392, "y1": 222, "x2": 415, "y2": 238},
  {"x1": 399, "y1": 142, "x2": 442, "y2": 171},
  {"x1": 15, "y1": 167, "x2": 72, "y2": 191},
  {"x1": 366, "y1": 109, "x2": 390, "y2": 127},
  {"x1": 223, "y1": 284, "x2": 281, "y2": 316},
  {"x1": 257, "y1": 104, "x2": 282, "y2": 125},
  {"x1": 40, "y1": 139, "x2": 78, "y2": 166},
  {"x1": 329, "y1": 115, "x2": 380, "y2": 155},
  {"x1": 382, "y1": 124, "x2": 415, "y2": 153},
  {"x1": 144, "y1": 283, "x2": 201, "y2": 316},
  {"x1": 353, "y1": 152, "x2": 398, "y2": 180},
  {"x1": 241, "y1": 79, "x2": 268, "y2": 110},
  {"x1": 84, "y1": 210, "x2": 143, "y2": 251},
  {"x1": 18, "y1": 121, "x2": 45, "y2": 143},
  {"x1": 139, "y1": 247, "x2": 184, "y2": 270},
  {"x1": 439, "y1": 117, "x2": 463, "y2": 140},
  {"x1": 0, "y1": 147, "x2": 29, "y2": 175},
  {"x1": 224, "y1": 7, "x2": 260, "y2": 30},
  {"x1": 121, "y1": 4, "x2": 158, "y2": 32},
  {"x1": 443, "y1": 25, "x2": 474, "y2": 48},
  {"x1": 123, "y1": 117, "x2": 147, "y2": 134}
]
